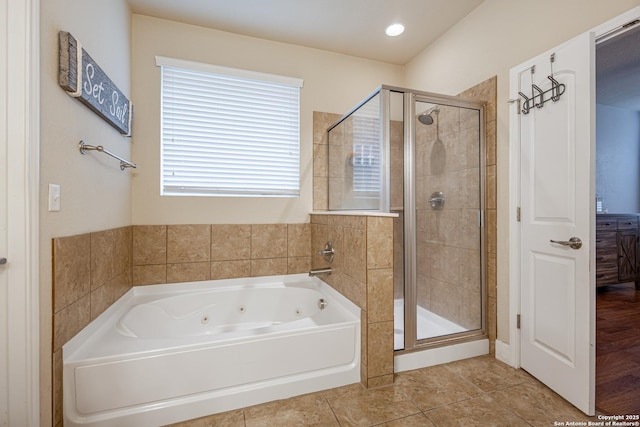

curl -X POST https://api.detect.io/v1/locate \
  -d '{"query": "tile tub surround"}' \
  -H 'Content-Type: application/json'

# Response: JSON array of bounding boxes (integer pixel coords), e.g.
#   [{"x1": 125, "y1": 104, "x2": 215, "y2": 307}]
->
[
  {"x1": 52, "y1": 226, "x2": 133, "y2": 426},
  {"x1": 52, "y1": 222, "x2": 311, "y2": 426},
  {"x1": 311, "y1": 213, "x2": 395, "y2": 388},
  {"x1": 132, "y1": 223, "x2": 312, "y2": 285}
]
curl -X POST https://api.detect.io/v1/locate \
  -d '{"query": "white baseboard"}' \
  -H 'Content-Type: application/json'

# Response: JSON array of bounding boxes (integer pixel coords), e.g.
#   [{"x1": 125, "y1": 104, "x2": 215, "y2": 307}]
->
[{"x1": 495, "y1": 339, "x2": 513, "y2": 367}]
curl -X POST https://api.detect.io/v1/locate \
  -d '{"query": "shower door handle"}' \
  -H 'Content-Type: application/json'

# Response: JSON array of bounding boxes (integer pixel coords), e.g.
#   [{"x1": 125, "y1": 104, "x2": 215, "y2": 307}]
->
[{"x1": 550, "y1": 237, "x2": 582, "y2": 250}]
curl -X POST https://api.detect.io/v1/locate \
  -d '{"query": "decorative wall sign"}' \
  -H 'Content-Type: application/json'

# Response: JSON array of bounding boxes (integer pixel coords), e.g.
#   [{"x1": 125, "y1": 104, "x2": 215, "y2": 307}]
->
[{"x1": 58, "y1": 31, "x2": 133, "y2": 136}]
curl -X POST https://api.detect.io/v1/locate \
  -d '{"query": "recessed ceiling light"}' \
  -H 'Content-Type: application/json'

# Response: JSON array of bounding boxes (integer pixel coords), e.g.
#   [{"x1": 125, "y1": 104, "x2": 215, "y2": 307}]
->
[{"x1": 385, "y1": 23, "x2": 405, "y2": 37}]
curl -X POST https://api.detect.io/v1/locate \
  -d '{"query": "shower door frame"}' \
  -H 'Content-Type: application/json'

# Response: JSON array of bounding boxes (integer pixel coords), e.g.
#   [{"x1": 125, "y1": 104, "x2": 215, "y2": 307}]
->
[{"x1": 399, "y1": 88, "x2": 488, "y2": 353}]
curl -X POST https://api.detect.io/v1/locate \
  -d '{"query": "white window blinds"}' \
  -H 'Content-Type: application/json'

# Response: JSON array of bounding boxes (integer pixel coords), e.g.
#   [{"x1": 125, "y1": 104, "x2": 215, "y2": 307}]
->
[
  {"x1": 352, "y1": 107, "x2": 381, "y2": 198},
  {"x1": 157, "y1": 57, "x2": 303, "y2": 197}
]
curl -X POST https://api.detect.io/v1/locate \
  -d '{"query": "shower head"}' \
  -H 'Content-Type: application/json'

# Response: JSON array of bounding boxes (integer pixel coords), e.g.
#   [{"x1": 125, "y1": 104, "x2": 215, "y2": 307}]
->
[{"x1": 417, "y1": 106, "x2": 440, "y2": 125}]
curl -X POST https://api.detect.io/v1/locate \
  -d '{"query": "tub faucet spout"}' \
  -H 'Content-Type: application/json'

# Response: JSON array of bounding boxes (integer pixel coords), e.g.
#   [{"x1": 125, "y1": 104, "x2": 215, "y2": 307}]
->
[{"x1": 309, "y1": 267, "x2": 332, "y2": 277}]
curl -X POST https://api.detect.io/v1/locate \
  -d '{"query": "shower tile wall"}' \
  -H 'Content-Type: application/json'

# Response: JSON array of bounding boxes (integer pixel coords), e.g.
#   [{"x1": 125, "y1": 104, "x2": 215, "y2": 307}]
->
[
  {"x1": 310, "y1": 213, "x2": 394, "y2": 388},
  {"x1": 313, "y1": 111, "x2": 341, "y2": 211},
  {"x1": 414, "y1": 104, "x2": 482, "y2": 331},
  {"x1": 313, "y1": 75, "x2": 497, "y2": 354},
  {"x1": 390, "y1": 119, "x2": 404, "y2": 300},
  {"x1": 460, "y1": 77, "x2": 497, "y2": 354}
]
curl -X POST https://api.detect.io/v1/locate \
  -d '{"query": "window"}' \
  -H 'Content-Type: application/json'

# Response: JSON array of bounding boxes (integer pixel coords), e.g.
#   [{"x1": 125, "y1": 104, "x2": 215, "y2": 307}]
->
[{"x1": 156, "y1": 57, "x2": 303, "y2": 197}]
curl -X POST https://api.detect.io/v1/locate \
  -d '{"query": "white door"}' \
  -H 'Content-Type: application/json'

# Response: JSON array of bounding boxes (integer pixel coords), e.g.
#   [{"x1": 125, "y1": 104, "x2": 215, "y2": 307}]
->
[
  {"x1": 514, "y1": 32, "x2": 595, "y2": 415},
  {"x1": 1, "y1": 0, "x2": 39, "y2": 425}
]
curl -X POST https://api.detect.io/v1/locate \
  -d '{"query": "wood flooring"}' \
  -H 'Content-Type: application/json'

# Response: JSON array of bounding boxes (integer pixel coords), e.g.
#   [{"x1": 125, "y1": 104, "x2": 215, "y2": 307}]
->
[{"x1": 596, "y1": 282, "x2": 640, "y2": 415}]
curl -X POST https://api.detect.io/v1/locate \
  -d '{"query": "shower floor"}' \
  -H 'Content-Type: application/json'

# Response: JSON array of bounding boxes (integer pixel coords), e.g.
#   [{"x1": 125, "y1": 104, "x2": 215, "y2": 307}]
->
[{"x1": 393, "y1": 298, "x2": 467, "y2": 350}]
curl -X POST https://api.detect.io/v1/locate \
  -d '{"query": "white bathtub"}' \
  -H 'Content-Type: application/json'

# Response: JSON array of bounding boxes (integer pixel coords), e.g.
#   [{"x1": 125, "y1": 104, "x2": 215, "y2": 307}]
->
[{"x1": 63, "y1": 274, "x2": 361, "y2": 427}]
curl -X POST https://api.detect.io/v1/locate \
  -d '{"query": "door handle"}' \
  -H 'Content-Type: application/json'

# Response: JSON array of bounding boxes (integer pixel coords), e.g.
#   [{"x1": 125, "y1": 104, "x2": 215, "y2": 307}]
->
[
  {"x1": 550, "y1": 237, "x2": 582, "y2": 250},
  {"x1": 0, "y1": 258, "x2": 6, "y2": 265}
]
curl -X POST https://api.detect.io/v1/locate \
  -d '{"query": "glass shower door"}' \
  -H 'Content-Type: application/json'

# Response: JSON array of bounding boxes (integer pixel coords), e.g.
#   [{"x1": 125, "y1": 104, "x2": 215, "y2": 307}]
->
[{"x1": 410, "y1": 97, "x2": 485, "y2": 345}]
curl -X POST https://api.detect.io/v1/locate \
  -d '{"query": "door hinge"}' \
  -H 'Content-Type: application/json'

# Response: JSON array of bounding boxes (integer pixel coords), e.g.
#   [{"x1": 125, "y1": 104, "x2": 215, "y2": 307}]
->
[
  {"x1": 516, "y1": 207, "x2": 521, "y2": 222},
  {"x1": 517, "y1": 314, "x2": 521, "y2": 329}
]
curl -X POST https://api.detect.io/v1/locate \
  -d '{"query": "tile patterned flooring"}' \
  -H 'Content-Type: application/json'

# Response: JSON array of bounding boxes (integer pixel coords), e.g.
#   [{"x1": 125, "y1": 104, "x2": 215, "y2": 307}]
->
[{"x1": 169, "y1": 355, "x2": 600, "y2": 427}]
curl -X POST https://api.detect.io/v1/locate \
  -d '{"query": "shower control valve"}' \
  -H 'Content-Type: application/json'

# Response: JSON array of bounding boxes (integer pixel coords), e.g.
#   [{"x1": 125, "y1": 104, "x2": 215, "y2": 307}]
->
[{"x1": 318, "y1": 242, "x2": 335, "y2": 264}]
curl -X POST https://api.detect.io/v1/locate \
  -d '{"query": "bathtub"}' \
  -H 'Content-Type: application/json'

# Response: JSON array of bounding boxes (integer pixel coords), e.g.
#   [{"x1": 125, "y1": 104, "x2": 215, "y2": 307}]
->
[{"x1": 63, "y1": 274, "x2": 361, "y2": 427}]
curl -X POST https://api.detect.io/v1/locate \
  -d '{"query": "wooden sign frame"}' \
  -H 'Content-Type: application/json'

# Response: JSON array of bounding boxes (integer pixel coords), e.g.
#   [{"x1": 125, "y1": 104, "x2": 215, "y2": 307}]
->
[{"x1": 59, "y1": 31, "x2": 133, "y2": 136}]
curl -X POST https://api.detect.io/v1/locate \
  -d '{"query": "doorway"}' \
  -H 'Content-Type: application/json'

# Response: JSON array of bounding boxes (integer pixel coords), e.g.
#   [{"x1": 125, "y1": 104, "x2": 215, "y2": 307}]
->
[
  {"x1": 509, "y1": 5, "x2": 640, "y2": 417},
  {"x1": 594, "y1": 21, "x2": 640, "y2": 415}
]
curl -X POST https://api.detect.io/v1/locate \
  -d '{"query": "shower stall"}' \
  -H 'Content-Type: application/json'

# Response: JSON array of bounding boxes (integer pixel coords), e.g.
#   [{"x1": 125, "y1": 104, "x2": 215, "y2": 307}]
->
[{"x1": 327, "y1": 85, "x2": 486, "y2": 354}]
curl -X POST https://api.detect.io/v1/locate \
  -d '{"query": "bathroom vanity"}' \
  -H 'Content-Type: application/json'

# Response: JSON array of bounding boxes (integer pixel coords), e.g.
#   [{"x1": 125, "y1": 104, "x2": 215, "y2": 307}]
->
[{"x1": 596, "y1": 214, "x2": 640, "y2": 289}]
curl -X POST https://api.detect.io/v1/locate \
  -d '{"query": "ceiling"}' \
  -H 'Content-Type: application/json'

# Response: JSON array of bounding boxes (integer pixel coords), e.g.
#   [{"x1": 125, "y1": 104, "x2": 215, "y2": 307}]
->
[{"x1": 126, "y1": 0, "x2": 484, "y2": 65}]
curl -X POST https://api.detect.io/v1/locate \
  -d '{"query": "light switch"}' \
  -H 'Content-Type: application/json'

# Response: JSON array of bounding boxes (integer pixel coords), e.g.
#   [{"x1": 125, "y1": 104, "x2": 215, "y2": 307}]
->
[{"x1": 48, "y1": 184, "x2": 61, "y2": 212}]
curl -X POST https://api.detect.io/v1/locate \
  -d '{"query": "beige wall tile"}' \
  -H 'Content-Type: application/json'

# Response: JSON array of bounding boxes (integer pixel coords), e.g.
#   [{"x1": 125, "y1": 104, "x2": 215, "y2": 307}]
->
[
  {"x1": 107, "y1": 272, "x2": 131, "y2": 303},
  {"x1": 486, "y1": 209, "x2": 497, "y2": 255},
  {"x1": 113, "y1": 226, "x2": 132, "y2": 276},
  {"x1": 367, "y1": 217, "x2": 393, "y2": 270},
  {"x1": 53, "y1": 294, "x2": 91, "y2": 351},
  {"x1": 488, "y1": 296, "x2": 497, "y2": 343},
  {"x1": 459, "y1": 249, "x2": 481, "y2": 292},
  {"x1": 310, "y1": 223, "x2": 327, "y2": 269},
  {"x1": 53, "y1": 233, "x2": 91, "y2": 313},
  {"x1": 287, "y1": 224, "x2": 310, "y2": 258},
  {"x1": 310, "y1": 214, "x2": 329, "y2": 225},
  {"x1": 251, "y1": 258, "x2": 288, "y2": 277},
  {"x1": 211, "y1": 260, "x2": 251, "y2": 280},
  {"x1": 167, "y1": 224, "x2": 211, "y2": 263},
  {"x1": 90, "y1": 283, "x2": 114, "y2": 321},
  {"x1": 252, "y1": 224, "x2": 287, "y2": 259},
  {"x1": 486, "y1": 120, "x2": 496, "y2": 166},
  {"x1": 487, "y1": 251, "x2": 497, "y2": 299},
  {"x1": 167, "y1": 262, "x2": 210, "y2": 283},
  {"x1": 430, "y1": 279, "x2": 462, "y2": 324},
  {"x1": 459, "y1": 210, "x2": 480, "y2": 250},
  {"x1": 430, "y1": 245, "x2": 460, "y2": 285},
  {"x1": 90, "y1": 229, "x2": 115, "y2": 290},
  {"x1": 343, "y1": 215, "x2": 366, "y2": 230},
  {"x1": 360, "y1": 361, "x2": 368, "y2": 388},
  {"x1": 324, "y1": 225, "x2": 344, "y2": 271},
  {"x1": 313, "y1": 177, "x2": 328, "y2": 211},
  {"x1": 287, "y1": 257, "x2": 311, "y2": 274},
  {"x1": 487, "y1": 164, "x2": 496, "y2": 210},
  {"x1": 341, "y1": 273, "x2": 367, "y2": 310},
  {"x1": 460, "y1": 289, "x2": 482, "y2": 330},
  {"x1": 211, "y1": 224, "x2": 251, "y2": 261},
  {"x1": 367, "y1": 321, "x2": 394, "y2": 378},
  {"x1": 313, "y1": 142, "x2": 328, "y2": 178},
  {"x1": 343, "y1": 227, "x2": 366, "y2": 283},
  {"x1": 132, "y1": 225, "x2": 167, "y2": 265},
  {"x1": 367, "y1": 268, "x2": 394, "y2": 323},
  {"x1": 367, "y1": 374, "x2": 394, "y2": 388},
  {"x1": 132, "y1": 264, "x2": 166, "y2": 286}
]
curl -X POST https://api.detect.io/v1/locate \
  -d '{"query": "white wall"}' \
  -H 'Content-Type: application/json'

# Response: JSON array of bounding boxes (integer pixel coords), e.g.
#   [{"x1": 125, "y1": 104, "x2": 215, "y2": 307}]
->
[
  {"x1": 39, "y1": 0, "x2": 131, "y2": 423},
  {"x1": 596, "y1": 104, "x2": 640, "y2": 213},
  {"x1": 404, "y1": 0, "x2": 640, "y2": 345},
  {"x1": 130, "y1": 15, "x2": 405, "y2": 225}
]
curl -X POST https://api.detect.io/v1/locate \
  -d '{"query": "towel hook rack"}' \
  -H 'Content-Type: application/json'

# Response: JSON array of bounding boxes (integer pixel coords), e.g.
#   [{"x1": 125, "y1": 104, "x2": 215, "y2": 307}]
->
[
  {"x1": 78, "y1": 140, "x2": 137, "y2": 170},
  {"x1": 517, "y1": 53, "x2": 566, "y2": 115}
]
